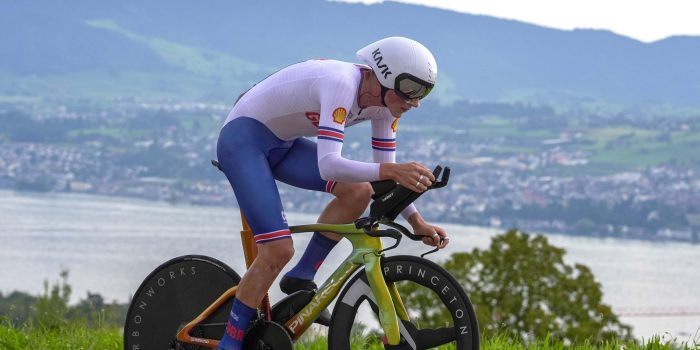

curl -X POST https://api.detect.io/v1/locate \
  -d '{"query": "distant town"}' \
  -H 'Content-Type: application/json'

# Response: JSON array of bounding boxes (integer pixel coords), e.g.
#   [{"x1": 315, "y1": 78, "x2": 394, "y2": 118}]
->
[{"x1": 1, "y1": 100, "x2": 699, "y2": 243}]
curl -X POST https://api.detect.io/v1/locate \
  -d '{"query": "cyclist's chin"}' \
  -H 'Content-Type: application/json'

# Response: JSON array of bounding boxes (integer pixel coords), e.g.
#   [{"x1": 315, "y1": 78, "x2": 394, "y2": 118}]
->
[{"x1": 390, "y1": 109, "x2": 405, "y2": 118}]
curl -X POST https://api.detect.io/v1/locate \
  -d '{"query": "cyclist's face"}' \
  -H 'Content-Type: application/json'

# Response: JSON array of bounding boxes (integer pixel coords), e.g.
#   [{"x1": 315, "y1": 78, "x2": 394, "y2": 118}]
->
[{"x1": 384, "y1": 89, "x2": 420, "y2": 118}]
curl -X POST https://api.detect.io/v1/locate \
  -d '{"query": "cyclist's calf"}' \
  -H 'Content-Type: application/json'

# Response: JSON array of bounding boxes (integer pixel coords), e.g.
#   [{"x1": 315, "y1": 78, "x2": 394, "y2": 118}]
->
[{"x1": 235, "y1": 238, "x2": 295, "y2": 308}]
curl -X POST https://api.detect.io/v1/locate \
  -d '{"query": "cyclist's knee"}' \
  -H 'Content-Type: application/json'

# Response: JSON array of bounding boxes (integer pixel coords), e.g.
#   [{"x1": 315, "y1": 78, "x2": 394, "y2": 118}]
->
[
  {"x1": 334, "y1": 182, "x2": 373, "y2": 206},
  {"x1": 257, "y1": 238, "x2": 295, "y2": 271}
]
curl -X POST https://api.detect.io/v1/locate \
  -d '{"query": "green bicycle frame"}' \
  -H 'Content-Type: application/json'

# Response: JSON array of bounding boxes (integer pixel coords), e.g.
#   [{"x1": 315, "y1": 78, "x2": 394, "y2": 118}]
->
[{"x1": 283, "y1": 223, "x2": 410, "y2": 345}]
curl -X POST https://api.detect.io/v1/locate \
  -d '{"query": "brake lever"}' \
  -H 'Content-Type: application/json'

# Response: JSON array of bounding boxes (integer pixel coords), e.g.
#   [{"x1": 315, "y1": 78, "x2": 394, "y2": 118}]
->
[
  {"x1": 380, "y1": 220, "x2": 445, "y2": 258},
  {"x1": 421, "y1": 246, "x2": 440, "y2": 258}
]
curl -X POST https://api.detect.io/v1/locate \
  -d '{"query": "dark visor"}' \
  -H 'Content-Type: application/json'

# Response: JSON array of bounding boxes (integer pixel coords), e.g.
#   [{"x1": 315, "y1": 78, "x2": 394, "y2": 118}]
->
[{"x1": 393, "y1": 73, "x2": 434, "y2": 101}]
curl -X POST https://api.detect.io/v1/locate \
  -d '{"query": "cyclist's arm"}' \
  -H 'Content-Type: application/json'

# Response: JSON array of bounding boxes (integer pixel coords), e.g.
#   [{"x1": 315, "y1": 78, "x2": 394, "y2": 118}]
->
[
  {"x1": 315, "y1": 75, "x2": 381, "y2": 183},
  {"x1": 371, "y1": 112, "x2": 418, "y2": 220}
]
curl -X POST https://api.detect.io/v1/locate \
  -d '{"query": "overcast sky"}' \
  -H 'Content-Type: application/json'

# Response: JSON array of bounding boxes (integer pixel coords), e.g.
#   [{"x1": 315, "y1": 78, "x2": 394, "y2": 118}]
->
[{"x1": 338, "y1": 0, "x2": 700, "y2": 43}]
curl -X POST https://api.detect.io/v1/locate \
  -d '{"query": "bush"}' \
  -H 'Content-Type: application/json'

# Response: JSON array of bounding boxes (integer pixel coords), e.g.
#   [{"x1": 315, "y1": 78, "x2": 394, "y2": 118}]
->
[{"x1": 0, "y1": 270, "x2": 127, "y2": 330}]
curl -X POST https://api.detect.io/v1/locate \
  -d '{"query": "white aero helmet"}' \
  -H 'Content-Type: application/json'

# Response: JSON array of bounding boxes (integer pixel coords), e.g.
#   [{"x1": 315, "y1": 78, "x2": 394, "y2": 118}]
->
[{"x1": 356, "y1": 36, "x2": 437, "y2": 101}]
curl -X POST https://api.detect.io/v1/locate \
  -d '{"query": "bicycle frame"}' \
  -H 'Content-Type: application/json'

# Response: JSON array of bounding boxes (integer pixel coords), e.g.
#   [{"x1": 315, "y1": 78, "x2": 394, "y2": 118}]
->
[{"x1": 176, "y1": 223, "x2": 410, "y2": 348}]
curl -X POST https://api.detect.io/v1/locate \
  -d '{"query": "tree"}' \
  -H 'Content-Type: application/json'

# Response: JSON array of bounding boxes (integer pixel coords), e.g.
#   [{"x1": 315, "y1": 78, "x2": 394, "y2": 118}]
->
[
  {"x1": 399, "y1": 229, "x2": 632, "y2": 344},
  {"x1": 1, "y1": 270, "x2": 128, "y2": 328},
  {"x1": 0, "y1": 291, "x2": 36, "y2": 325}
]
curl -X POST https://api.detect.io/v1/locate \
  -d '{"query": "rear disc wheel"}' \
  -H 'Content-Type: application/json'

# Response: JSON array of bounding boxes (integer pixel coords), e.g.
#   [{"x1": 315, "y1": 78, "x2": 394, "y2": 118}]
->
[{"x1": 123, "y1": 255, "x2": 241, "y2": 350}]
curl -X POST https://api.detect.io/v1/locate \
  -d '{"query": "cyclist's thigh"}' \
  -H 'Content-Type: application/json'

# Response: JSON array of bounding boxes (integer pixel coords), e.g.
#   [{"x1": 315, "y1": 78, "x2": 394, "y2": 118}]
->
[
  {"x1": 217, "y1": 117, "x2": 292, "y2": 243},
  {"x1": 271, "y1": 137, "x2": 337, "y2": 194}
]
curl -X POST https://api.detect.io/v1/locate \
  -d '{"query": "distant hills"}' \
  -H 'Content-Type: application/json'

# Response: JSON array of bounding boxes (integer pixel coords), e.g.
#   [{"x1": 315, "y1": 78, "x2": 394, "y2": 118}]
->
[{"x1": 2, "y1": 0, "x2": 699, "y2": 108}]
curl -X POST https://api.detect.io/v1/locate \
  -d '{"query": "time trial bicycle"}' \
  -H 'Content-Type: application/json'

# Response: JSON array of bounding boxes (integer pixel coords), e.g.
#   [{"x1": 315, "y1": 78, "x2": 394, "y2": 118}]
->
[{"x1": 123, "y1": 163, "x2": 479, "y2": 349}]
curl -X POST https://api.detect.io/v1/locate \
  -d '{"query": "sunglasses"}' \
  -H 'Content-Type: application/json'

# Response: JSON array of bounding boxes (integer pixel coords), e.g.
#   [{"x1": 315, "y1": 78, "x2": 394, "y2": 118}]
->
[{"x1": 393, "y1": 73, "x2": 434, "y2": 101}]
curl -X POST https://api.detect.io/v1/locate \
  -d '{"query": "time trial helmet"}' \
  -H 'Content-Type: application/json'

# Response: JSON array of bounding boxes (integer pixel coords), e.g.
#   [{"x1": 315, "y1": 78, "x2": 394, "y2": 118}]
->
[{"x1": 356, "y1": 36, "x2": 437, "y2": 101}]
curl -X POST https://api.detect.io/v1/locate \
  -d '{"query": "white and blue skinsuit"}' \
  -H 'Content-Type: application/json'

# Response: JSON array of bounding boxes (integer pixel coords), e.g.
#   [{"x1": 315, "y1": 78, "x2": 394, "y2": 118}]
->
[{"x1": 216, "y1": 58, "x2": 418, "y2": 243}]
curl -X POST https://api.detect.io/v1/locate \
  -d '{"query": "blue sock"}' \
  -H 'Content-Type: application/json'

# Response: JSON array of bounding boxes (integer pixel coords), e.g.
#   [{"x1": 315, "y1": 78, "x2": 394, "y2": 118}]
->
[
  {"x1": 285, "y1": 232, "x2": 338, "y2": 281},
  {"x1": 218, "y1": 298, "x2": 257, "y2": 350}
]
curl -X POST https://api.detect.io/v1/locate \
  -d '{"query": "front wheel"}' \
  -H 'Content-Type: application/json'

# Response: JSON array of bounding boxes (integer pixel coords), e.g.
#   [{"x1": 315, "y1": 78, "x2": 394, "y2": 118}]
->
[
  {"x1": 123, "y1": 255, "x2": 241, "y2": 350},
  {"x1": 329, "y1": 255, "x2": 479, "y2": 350}
]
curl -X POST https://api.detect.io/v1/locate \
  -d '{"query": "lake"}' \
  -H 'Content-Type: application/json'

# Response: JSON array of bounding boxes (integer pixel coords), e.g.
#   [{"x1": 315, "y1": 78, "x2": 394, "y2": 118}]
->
[{"x1": 0, "y1": 190, "x2": 698, "y2": 341}]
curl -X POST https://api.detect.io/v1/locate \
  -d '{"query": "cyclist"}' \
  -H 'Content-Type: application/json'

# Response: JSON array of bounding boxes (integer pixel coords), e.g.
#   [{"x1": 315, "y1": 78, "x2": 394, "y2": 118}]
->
[{"x1": 216, "y1": 36, "x2": 449, "y2": 350}]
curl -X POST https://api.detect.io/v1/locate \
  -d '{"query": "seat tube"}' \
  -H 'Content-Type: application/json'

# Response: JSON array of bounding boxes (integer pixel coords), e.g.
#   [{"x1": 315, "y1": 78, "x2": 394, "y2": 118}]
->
[
  {"x1": 364, "y1": 253, "x2": 401, "y2": 345},
  {"x1": 240, "y1": 210, "x2": 271, "y2": 317}
]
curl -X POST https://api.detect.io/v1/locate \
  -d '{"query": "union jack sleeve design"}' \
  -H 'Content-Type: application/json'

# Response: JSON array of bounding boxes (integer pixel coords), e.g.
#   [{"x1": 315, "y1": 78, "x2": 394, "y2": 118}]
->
[
  {"x1": 371, "y1": 137, "x2": 396, "y2": 152},
  {"x1": 254, "y1": 229, "x2": 292, "y2": 244},
  {"x1": 317, "y1": 126, "x2": 344, "y2": 143}
]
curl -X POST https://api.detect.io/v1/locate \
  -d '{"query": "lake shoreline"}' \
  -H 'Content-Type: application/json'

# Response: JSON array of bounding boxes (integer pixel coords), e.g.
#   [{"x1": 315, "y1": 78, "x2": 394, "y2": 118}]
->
[{"x1": 2, "y1": 188, "x2": 698, "y2": 246}]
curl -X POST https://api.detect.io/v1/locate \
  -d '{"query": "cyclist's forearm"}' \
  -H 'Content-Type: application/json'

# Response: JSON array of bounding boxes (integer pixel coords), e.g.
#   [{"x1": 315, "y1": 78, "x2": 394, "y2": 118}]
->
[
  {"x1": 318, "y1": 152, "x2": 380, "y2": 182},
  {"x1": 407, "y1": 211, "x2": 425, "y2": 228},
  {"x1": 400, "y1": 204, "x2": 418, "y2": 221},
  {"x1": 379, "y1": 162, "x2": 400, "y2": 181}
]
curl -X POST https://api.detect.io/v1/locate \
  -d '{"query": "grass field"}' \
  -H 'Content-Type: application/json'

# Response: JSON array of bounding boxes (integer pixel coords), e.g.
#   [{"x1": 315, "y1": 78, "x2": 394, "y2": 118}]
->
[
  {"x1": 0, "y1": 322, "x2": 121, "y2": 350},
  {"x1": 584, "y1": 128, "x2": 700, "y2": 168},
  {"x1": 461, "y1": 116, "x2": 700, "y2": 174},
  {"x1": 467, "y1": 116, "x2": 559, "y2": 140},
  {"x1": 1, "y1": 319, "x2": 697, "y2": 350}
]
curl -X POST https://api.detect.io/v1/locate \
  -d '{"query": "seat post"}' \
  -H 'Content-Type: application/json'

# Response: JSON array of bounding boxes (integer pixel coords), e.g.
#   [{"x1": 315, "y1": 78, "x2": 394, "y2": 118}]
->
[{"x1": 240, "y1": 210, "x2": 258, "y2": 268}]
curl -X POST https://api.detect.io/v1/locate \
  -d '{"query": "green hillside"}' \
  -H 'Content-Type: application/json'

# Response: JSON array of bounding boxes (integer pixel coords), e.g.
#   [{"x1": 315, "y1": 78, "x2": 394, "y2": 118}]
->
[
  {"x1": 1, "y1": 19, "x2": 275, "y2": 102},
  {"x1": 85, "y1": 19, "x2": 271, "y2": 78},
  {"x1": 3, "y1": 0, "x2": 700, "y2": 107}
]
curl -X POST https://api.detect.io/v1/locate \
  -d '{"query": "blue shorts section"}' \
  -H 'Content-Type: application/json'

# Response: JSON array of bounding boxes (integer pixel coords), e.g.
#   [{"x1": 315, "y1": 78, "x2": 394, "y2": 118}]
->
[{"x1": 216, "y1": 117, "x2": 336, "y2": 243}]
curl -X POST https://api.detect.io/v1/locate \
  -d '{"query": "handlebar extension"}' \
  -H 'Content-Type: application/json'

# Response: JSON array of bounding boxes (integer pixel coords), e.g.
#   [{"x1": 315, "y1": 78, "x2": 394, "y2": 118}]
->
[{"x1": 369, "y1": 165, "x2": 450, "y2": 222}]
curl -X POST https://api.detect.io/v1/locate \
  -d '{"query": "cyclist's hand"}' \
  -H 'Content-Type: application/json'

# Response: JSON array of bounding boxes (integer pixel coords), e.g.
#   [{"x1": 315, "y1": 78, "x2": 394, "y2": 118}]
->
[
  {"x1": 379, "y1": 162, "x2": 435, "y2": 193},
  {"x1": 409, "y1": 215, "x2": 449, "y2": 249}
]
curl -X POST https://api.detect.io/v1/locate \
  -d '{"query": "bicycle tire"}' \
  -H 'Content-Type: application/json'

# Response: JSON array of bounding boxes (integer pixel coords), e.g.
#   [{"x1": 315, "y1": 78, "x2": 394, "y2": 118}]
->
[
  {"x1": 123, "y1": 255, "x2": 241, "y2": 350},
  {"x1": 329, "y1": 255, "x2": 479, "y2": 350}
]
